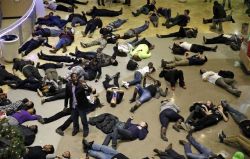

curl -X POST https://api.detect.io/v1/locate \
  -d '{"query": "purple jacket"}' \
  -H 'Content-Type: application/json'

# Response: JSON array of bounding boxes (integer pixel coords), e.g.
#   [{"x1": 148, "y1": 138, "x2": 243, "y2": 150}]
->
[{"x1": 11, "y1": 110, "x2": 40, "y2": 124}]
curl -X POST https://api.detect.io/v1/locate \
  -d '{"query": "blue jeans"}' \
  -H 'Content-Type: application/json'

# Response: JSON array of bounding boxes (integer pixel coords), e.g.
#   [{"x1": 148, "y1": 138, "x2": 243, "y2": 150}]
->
[
  {"x1": 71, "y1": 17, "x2": 86, "y2": 27},
  {"x1": 136, "y1": 84, "x2": 152, "y2": 104},
  {"x1": 226, "y1": 104, "x2": 247, "y2": 124},
  {"x1": 88, "y1": 144, "x2": 118, "y2": 159},
  {"x1": 50, "y1": 29, "x2": 63, "y2": 37},
  {"x1": 109, "y1": 19, "x2": 127, "y2": 28},
  {"x1": 128, "y1": 71, "x2": 142, "y2": 86},
  {"x1": 55, "y1": 37, "x2": 72, "y2": 49},
  {"x1": 184, "y1": 136, "x2": 214, "y2": 159},
  {"x1": 133, "y1": 23, "x2": 149, "y2": 34}
]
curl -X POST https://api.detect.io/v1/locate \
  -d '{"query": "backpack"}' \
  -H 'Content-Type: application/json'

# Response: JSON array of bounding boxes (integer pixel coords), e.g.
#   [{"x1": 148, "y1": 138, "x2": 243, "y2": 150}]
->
[
  {"x1": 171, "y1": 43, "x2": 187, "y2": 55},
  {"x1": 127, "y1": 59, "x2": 138, "y2": 71}
]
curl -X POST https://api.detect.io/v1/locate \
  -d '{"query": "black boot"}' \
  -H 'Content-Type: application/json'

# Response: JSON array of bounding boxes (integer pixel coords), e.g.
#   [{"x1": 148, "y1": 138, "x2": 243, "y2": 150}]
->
[{"x1": 160, "y1": 127, "x2": 168, "y2": 141}]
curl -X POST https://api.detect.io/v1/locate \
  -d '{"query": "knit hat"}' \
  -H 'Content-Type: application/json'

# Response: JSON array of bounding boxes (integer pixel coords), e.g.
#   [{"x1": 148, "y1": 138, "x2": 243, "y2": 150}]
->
[{"x1": 232, "y1": 151, "x2": 244, "y2": 159}]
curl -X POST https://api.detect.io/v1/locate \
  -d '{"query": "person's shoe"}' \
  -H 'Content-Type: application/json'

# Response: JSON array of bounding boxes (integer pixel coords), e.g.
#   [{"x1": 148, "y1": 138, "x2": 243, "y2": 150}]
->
[
  {"x1": 80, "y1": 42, "x2": 87, "y2": 48},
  {"x1": 122, "y1": 81, "x2": 129, "y2": 89},
  {"x1": 181, "y1": 85, "x2": 187, "y2": 89},
  {"x1": 218, "y1": 133, "x2": 224, "y2": 143},
  {"x1": 220, "y1": 100, "x2": 228, "y2": 110},
  {"x1": 82, "y1": 139, "x2": 93, "y2": 152},
  {"x1": 49, "y1": 49, "x2": 58, "y2": 54},
  {"x1": 88, "y1": 32, "x2": 94, "y2": 38},
  {"x1": 235, "y1": 91, "x2": 242, "y2": 97},
  {"x1": 37, "y1": 89, "x2": 43, "y2": 97},
  {"x1": 62, "y1": 46, "x2": 67, "y2": 53},
  {"x1": 21, "y1": 52, "x2": 26, "y2": 57},
  {"x1": 203, "y1": 18, "x2": 207, "y2": 24},
  {"x1": 130, "y1": 106, "x2": 138, "y2": 113},
  {"x1": 153, "y1": 148, "x2": 163, "y2": 154},
  {"x1": 160, "y1": 127, "x2": 168, "y2": 141},
  {"x1": 72, "y1": 130, "x2": 79, "y2": 136},
  {"x1": 203, "y1": 36, "x2": 206, "y2": 44},
  {"x1": 213, "y1": 45, "x2": 218, "y2": 52},
  {"x1": 41, "y1": 99, "x2": 46, "y2": 104},
  {"x1": 56, "y1": 128, "x2": 64, "y2": 136},
  {"x1": 179, "y1": 140, "x2": 188, "y2": 145},
  {"x1": 165, "y1": 143, "x2": 173, "y2": 151},
  {"x1": 129, "y1": 98, "x2": 136, "y2": 103},
  {"x1": 156, "y1": 34, "x2": 161, "y2": 38},
  {"x1": 112, "y1": 144, "x2": 117, "y2": 150},
  {"x1": 132, "y1": 12, "x2": 137, "y2": 17},
  {"x1": 221, "y1": 130, "x2": 226, "y2": 138},
  {"x1": 105, "y1": 74, "x2": 112, "y2": 81},
  {"x1": 186, "y1": 131, "x2": 192, "y2": 139},
  {"x1": 113, "y1": 72, "x2": 120, "y2": 79},
  {"x1": 81, "y1": 31, "x2": 86, "y2": 37},
  {"x1": 172, "y1": 123, "x2": 180, "y2": 132},
  {"x1": 119, "y1": 8, "x2": 123, "y2": 15},
  {"x1": 38, "y1": 118, "x2": 45, "y2": 124},
  {"x1": 161, "y1": 59, "x2": 167, "y2": 68},
  {"x1": 83, "y1": 129, "x2": 89, "y2": 137},
  {"x1": 231, "y1": 16, "x2": 235, "y2": 23}
]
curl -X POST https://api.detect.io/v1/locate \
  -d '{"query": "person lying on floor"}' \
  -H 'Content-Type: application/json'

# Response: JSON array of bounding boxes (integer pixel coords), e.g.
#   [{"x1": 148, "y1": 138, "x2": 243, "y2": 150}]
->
[
  {"x1": 32, "y1": 25, "x2": 63, "y2": 37},
  {"x1": 70, "y1": 47, "x2": 118, "y2": 67},
  {"x1": 158, "y1": 99, "x2": 184, "y2": 142},
  {"x1": 184, "y1": 103, "x2": 229, "y2": 132},
  {"x1": 153, "y1": 143, "x2": 185, "y2": 159},
  {"x1": 44, "y1": 1, "x2": 74, "y2": 12},
  {"x1": 173, "y1": 41, "x2": 218, "y2": 54},
  {"x1": 86, "y1": 6, "x2": 123, "y2": 17},
  {"x1": 50, "y1": 27, "x2": 74, "y2": 53},
  {"x1": 80, "y1": 33, "x2": 121, "y2": 50},
  {"x1": 23, "y1": 144, "x2": 55, "y2": 159},
  {"x1": 149, "y1": 11, "x2": 159, "y2": 27},
  {"x1": 81, "y1": 16, "x2": 103, "y2": 38},
  {"x1": 221, "y1": 100, "x2": 250, "y2": 138},
  {"x1": 67, "y1": 11, "x2": 87, "y2": 27},
  {"x1": 114, "y1": 36, "x2": 155, "y2": 57},
  {"x1": 203, "y1": 34, "x2": 242, "y2": 51},
  {"x1": 200, "y1": 69, "x2": 242, "y2": 97},
  {"x1": 0, "y1": 64, "x2": 21, "y2": 86},
  {"x1": 132, "y1": 0, "x2": 157, "y2": 17},
  {"x1": 129, "y1": 43, "x2": 152, "y2": 61},
  {"x1": 129, "y1": 74, "x2": 167, "y2": 113},
  {"x1": 122, "y1": 62, "x2": 155, "y2": 89},
  {"x1": 36, "y1": 12, "x2": 68, "y2": 29},
  {"x1": 41, "y1": 88, "x2": 65, "y2": 104},
  {"x1": 0, "y1": 88, "x2": 11, "y2": 106},
  {"x1": 83, "y1": 140, "x2": 129, "y2": 159},
  {"x1": 14, "y1": 124, "x2": 38, "y2": 146},
  {"x1": 163, "y1": 9, "x2": 190, "y2": 28},
  {"x1": 18, "y1": 35, "x2": 52, "y2": 57},
  {"x1": 100, "y1": 19, "x2": 128, "y2": 36},
  {"x1": 159, "y1": 65, "x2": 186, "y2": 91},
  {"x1": 121, "y1": 21, "x2": 150, "y2": 39},
  {"x1": 36, "y1": 62, "x2": 63, "y2": 82},
  {"x1": 185, "y1": 100, "x2": 215, "y2": 125},
  {"x1": 37, "y1": 51, "x2": 80, "y2": 64},
  {"x1": 102, "y1": 116, "x2": 148, "y2": 149},
  {"x1": 0, "y1": 98, "x2": 34, "y2": 116},
  {"x1": 218, "y1": 131, "x2": 250, "y2": 156},
  {"x1": 161, "y1": 52, "x2": 208, "y2": 68},
  {"x1": 157, "y1": 7, "x2": 171, "y2": 25},
  {"x1": 179, "y1": 133, "x2": 225, "y2": 159},
  {"x1": 55, "y1": 0, "x2": 88, "y2": 7},
  {"x1": 12, "y1": 58, "x2": 43, "y2": 81},
  {"x1": 156, "y1": 26, "x2": 198, "y2": 39},
  {"x1": 4, "y1": 108, "x2": 41, "y2": 125},
  {"x1": 103, "y1": 72, "x2": 124, "y2": 107}
]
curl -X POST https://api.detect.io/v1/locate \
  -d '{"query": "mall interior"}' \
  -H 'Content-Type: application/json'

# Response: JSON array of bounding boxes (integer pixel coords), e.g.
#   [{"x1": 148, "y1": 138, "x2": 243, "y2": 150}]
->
[{"x1": 0, "y1": 0, "x2": 250, "y2": 159}]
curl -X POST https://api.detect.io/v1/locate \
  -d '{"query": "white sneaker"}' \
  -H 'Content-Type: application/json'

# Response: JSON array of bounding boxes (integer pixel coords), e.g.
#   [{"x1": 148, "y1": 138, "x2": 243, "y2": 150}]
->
[{"x1": 122, "y1": 81, "x2": 129, "y2": 89}]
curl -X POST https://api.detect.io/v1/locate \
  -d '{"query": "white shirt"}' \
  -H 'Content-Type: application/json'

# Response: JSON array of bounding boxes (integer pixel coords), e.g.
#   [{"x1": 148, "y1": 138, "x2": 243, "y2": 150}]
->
[
  {"x1": 180, "y1": 42, "x2": 192, "y2": 50},
  {"x1": 137, "y1": 66, "x2": 150, "y2": 76},
  {"x1": 202, "y1": 71, "x2": 221, "y2": 84},
  {"x1": 72, "y1": 84, "x2": 77, "y2": 109}
]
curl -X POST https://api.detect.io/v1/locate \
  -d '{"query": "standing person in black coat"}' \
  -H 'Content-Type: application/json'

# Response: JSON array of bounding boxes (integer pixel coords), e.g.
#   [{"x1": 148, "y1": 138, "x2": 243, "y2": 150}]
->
[
  {"x1": 64, "y1": 73, "x2": 91, "y2": 137},
  {"x1": 210, "y1": 1, "x2": 226, "y2": 31}
]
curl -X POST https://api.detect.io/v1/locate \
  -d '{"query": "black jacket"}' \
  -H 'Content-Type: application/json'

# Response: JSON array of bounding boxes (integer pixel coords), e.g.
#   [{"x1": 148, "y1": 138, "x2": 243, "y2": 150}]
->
[
  {"x1": 64, "y1": 82, "x2": 91, "y2": 110},
  {"x1": 213, "y1": 3, "x2": 226, "y2": 19}
]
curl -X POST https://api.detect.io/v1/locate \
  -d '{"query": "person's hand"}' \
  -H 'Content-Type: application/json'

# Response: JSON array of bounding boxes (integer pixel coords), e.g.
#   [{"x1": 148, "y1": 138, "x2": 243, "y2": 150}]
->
[
  {"x1": 95, "y1": 79, "x2": 98, "y2": 83},
  {"x1": 129, "y1": 116, "x2": 134, "y2": 120},
  {"x1": 218, "y1": 105, "x2": 224, "y2": 112}
]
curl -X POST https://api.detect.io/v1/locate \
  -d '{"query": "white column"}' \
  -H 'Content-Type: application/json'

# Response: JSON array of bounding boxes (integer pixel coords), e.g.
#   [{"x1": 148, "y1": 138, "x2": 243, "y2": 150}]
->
[{"x1": 35, "y1": 0, "x2": 45, "y2": 18}]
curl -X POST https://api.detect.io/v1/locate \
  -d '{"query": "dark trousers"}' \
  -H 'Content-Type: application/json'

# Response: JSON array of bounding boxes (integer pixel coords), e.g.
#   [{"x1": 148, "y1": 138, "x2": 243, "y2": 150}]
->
[
  {"x1": 205, "y1": 35, "x2": 230, "y2": 44},
  {"x1": 0, "y1": 69, "x2": 21, "y2": 85},
  {"x1": 97, "y1": 0, "x2": 105, "y2": 5},
  {"x1": 57, "y1": 0, "x2": 87, "y2": 5},
  {"x1": 71, "y1": 108, "x2": 89, "y2": 132},
  {"x1": 44, "y1": 92, "x2": 65, "y2": 103},
  {"x1": 192, "y1": 114, "x2": 220, "y2": 131},
  {"x1": 93, "y1": 9, "x2": 121, "y2": 17},
  {"x1": 43, "y1": 108, "x2": 71, "y2": 124},
  {"x1": 156, "y1": 148, "x2": 185, "y2": 159},
  {"x1": 130, "y1": 38, "x2": 153, "y2": 49},
  {"x1": 159, "y1": 109, "x2": 184, "y2": 128},
  {"x1": 22, "y1": 66, "x2": 43, "y2": 81},
  {"x1": 190, "y1": 44, "x2": 214, "y2": 53},
  {"x1": 38, "y1": 63, "x2": 63, "y2": 71},
  {"x1": 56, "y1": 5, "x2": 72, "y2": 12},
  {"x1": 85, "y1": 23, "x2": 97, "y2": 34},
  {"x1": 74, "y1": 51, "x2": 96, "y2": 59},
  {"x1": 103, "y1": 127, "x2": 134, "y2": 146},
  {"x1": 38, "y1": 52, "x2": 76, "y2": 63},
  {"x1": 165, "y1": 70, "x2": 185, "y2": 87},
  {"x1": 160, "y1": 27, "x2": 186, "y2": 38},
  {"x1": 18, "y1": 39, "x2": 41, "y2": 55},
  {"x1": 102, "y1": 77, "x2": 119, "y2": 90},
  {"x1": 16, "y1": 79, "x2": 41, "y2": 91}
]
